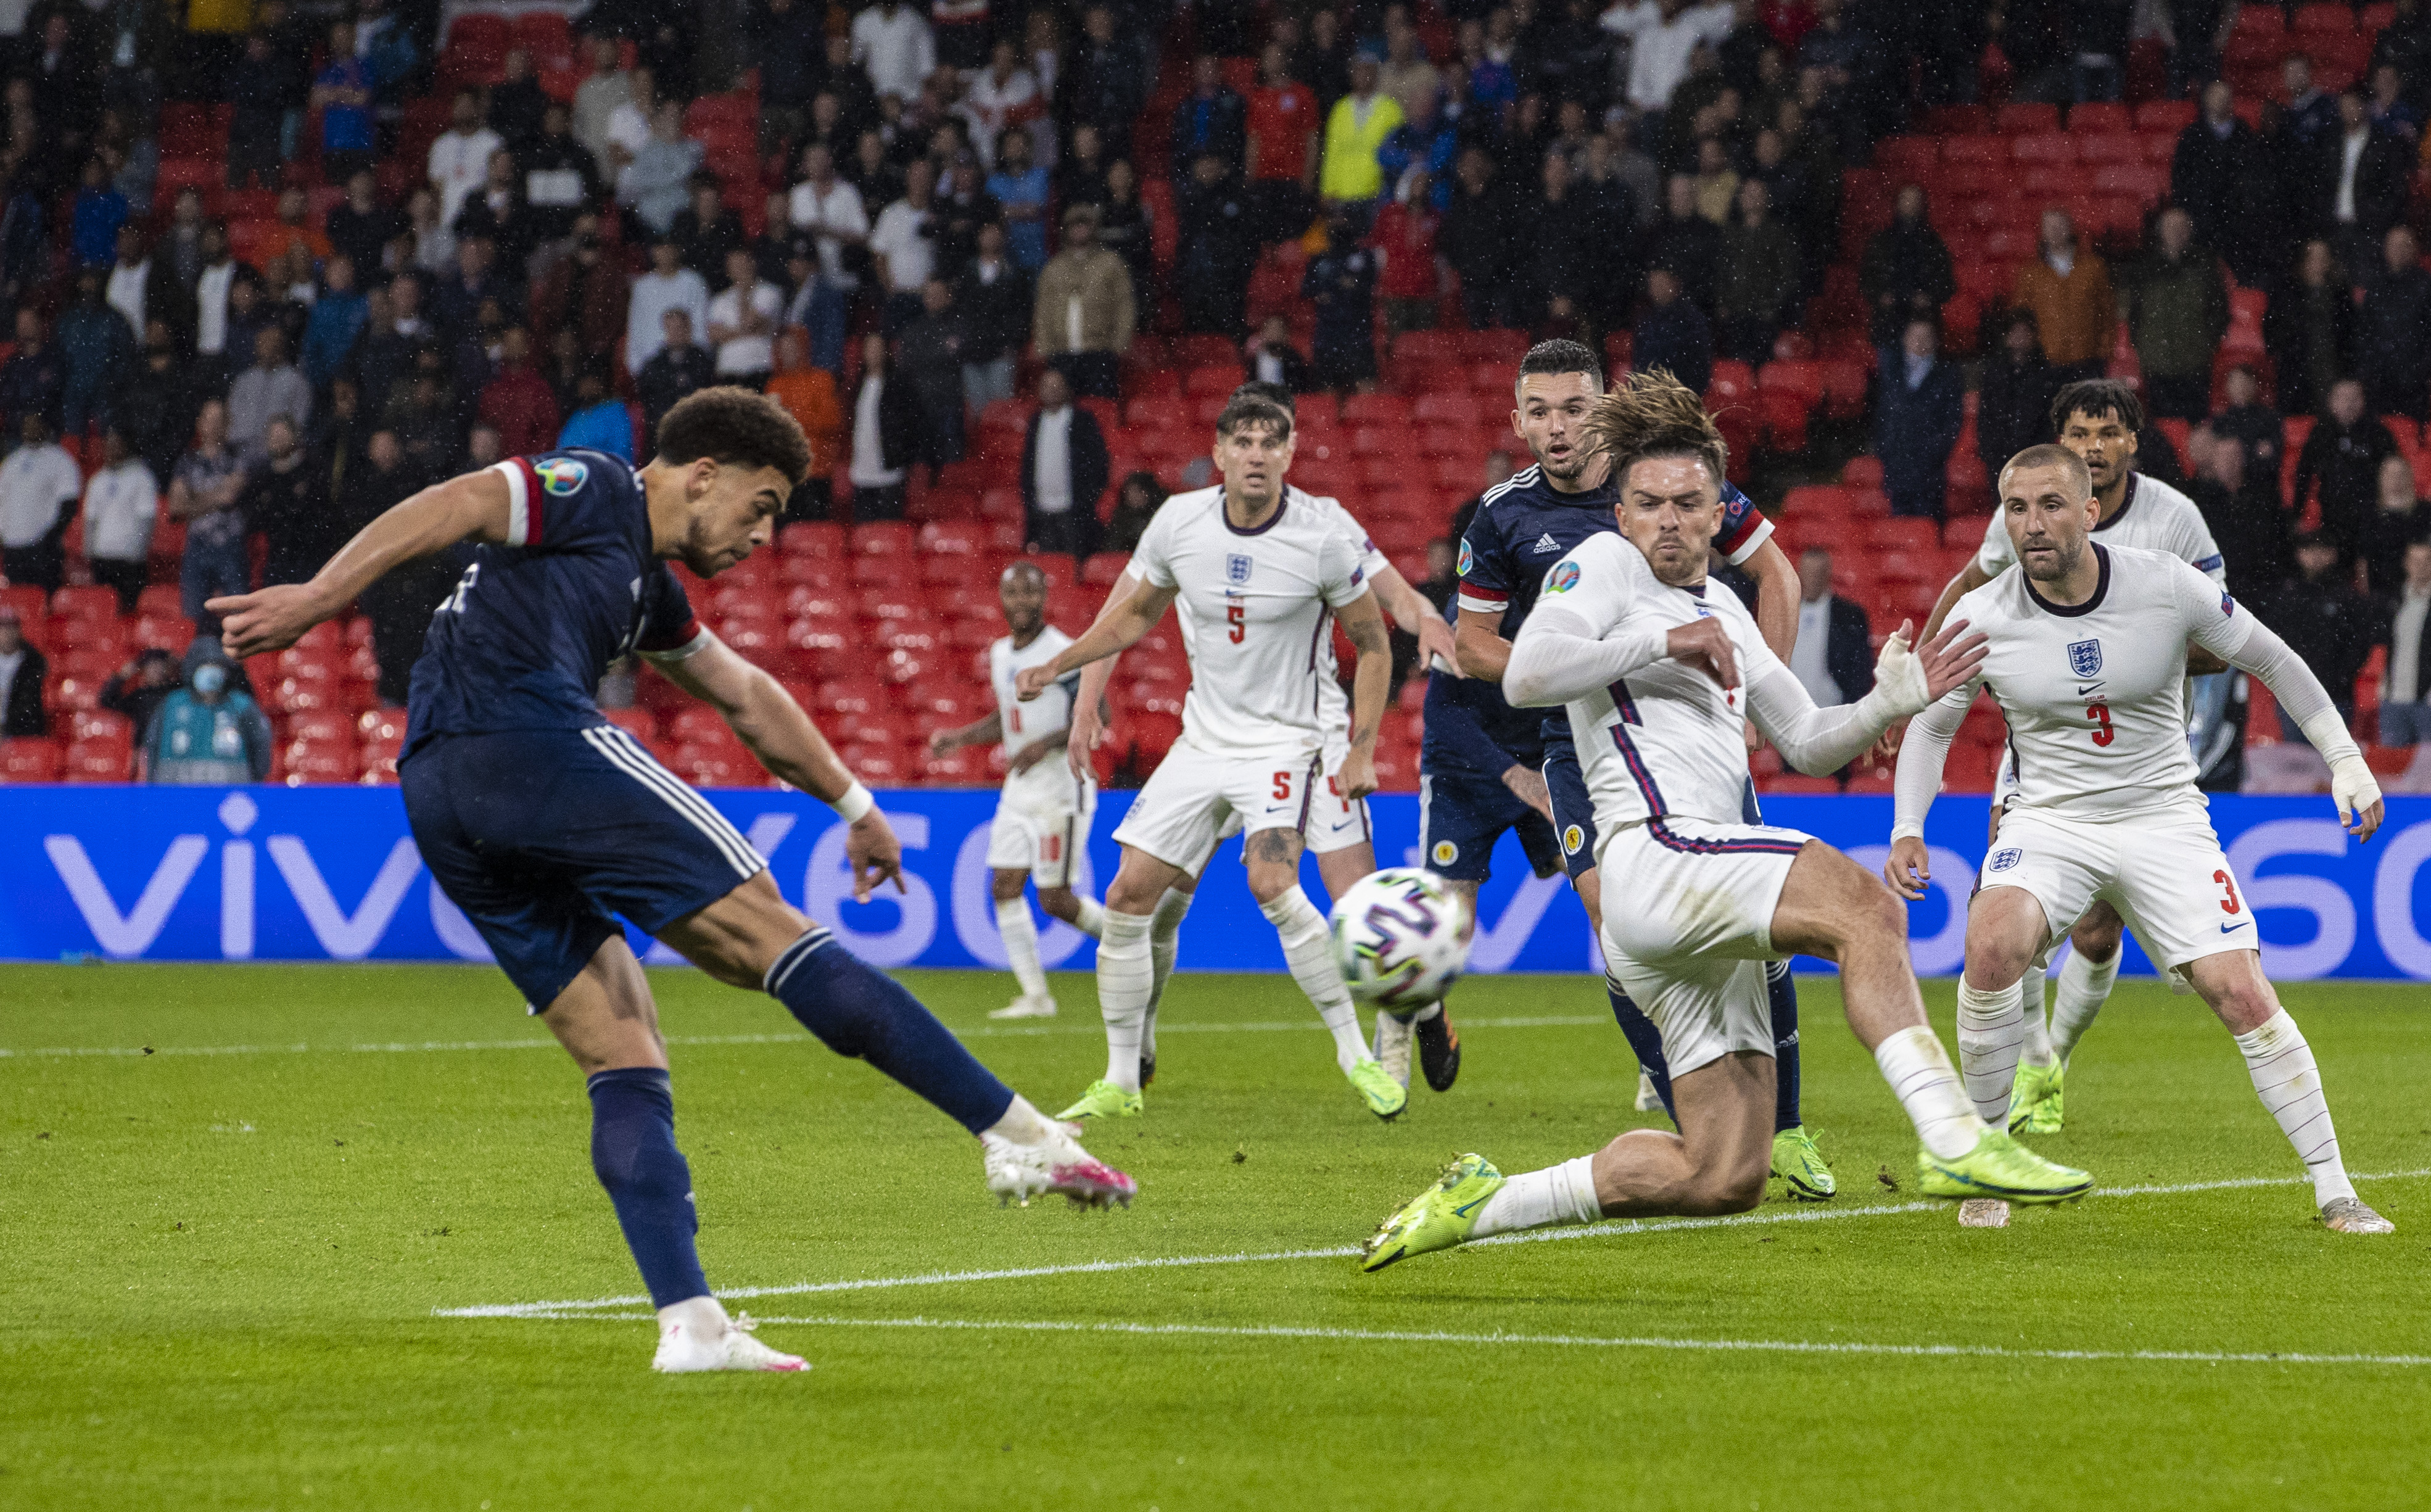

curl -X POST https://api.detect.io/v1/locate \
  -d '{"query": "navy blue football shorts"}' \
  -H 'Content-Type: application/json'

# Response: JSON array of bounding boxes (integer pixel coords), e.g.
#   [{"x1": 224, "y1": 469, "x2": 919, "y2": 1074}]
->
[
  {"x1": 1417, "y1": 765, "x2": 1561, "y2": 883},
  {"x1": 402, "y1": 725, "x2": 767, "y2": 1010},
  {"x1": 1543, "y1": 735, "x2": 1773, "y2": 883}
]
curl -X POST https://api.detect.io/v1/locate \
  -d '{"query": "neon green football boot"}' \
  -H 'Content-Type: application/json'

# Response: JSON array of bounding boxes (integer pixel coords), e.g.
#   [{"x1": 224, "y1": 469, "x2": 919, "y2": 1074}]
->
[
  {"x1": 2008, "y1": 1058, "x2": 2065, "y2": 1134},
  {"x1": 1360, "y1": 1153, "x2": 1504, "y2": 1272},
  {"x1": 1917, "y1": 1128, "x2": 2092, "y2": 1204},
  {"x1": 1770, "y1": 1126, "x2": 1836, "y2": 1200},
  {"x1": 1348, "y1": 1057, "x2": 1408, "y2": 1120},
  {"x1": 1055, "y1": 1078, "x2": 1142, "y2": 1122}
]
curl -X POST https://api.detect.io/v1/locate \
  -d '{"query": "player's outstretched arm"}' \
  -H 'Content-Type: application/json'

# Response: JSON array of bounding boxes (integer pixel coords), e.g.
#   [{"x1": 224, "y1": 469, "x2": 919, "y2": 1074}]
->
[
  {"x1": 1364, "y1": 560, "x2": 1459, "y2": 675},
  {"x1": 1067, "y1": 563, "x2": 1139, "y2": 779},
  {"x1": 929, "y1": 709, "x2": 1001, "y2": 757},
  {"x1": 1503, "y1": 605, "x2": 1678, "y2": 707},
  {"x1": 1451, "y1": 604, "x2": 1512, "y2": 681},
  {"x1": 1747, "y1": 618, "x2": 1986, "y2": 781},
  {"x1": 210, "y1": 468, "x2": 514, "y2": 658},
  {"x1": 650, "y1": 630, "x2": 906, "y2": 899},
  {"x1": 1337, "y1": 590, "x2": 1391, "y2": 799},
  {"x1": 1016, "y1": 577, "x2": 1177, "y2": 700},
  {"x1": 1881, "y1": 671, "x2": 1976, "y2": 901}
]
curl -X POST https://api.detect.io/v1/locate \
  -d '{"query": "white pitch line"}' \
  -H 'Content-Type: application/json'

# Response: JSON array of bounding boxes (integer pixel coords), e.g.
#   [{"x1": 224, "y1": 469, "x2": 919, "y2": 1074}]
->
[
  {"x1": 485, "y1": 1312, "x2": 2431, "y2": 1368},
  {"x1": 0, "y1": 1015, "x2": 1611, "y2": 1062},
  {"x1": 432, "y1": 1167, "x2": 2431, "y2": 1320}
]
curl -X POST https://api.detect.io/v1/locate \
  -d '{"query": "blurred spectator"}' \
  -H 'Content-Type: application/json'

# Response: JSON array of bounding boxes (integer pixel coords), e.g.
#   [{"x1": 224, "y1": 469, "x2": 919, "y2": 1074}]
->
[
  {"x1": 619, "y1": 101, "x2": 705, "y2": 237},
  {"x1": 1243, "y1": 313, "x2": 1312, "y2": 392},
  {"x1": 1859, "y1": 184, "x2": 1954, "y2": 347},
  {"x1": 534, "y1": 222, "x2": 629, "y2": 365},
  {"x1": 103, "y1": 227, "x2": 160, "y2": 344},
  {"x1": 2378, "y1": 2, "x2": 2431, "y2": 110},
  {"x1": 1450, "y1": 450, "x2": 1518, "y2": 546},
  {"x1": 1371, "y1": 168, "x2": 1443, "y2": 339},
  {"x1": 2283, "y1": 54, "x2": 2340, "y2": 151},
  {"x1": 310, "y1": 19, "x2": 376, "y2": 183},
  {"x1": 2175, "y1": 82, "x2": 2266, "y2": 281},
  {"x1": 1304, "y1": 207, "x2": 1381, "y2": 394},
  {"x1": 1248, "y1": 41, "x2": 1320, "y2": 242},
  {"x1": 605, "y1": 64, "x2": 659, "y2": 175},
  {"x1": 2127, "y1": 207, "x2": 2228, "y2": 423},
  {"x1": 766, "y1": 328, "x2": 842, "y2": 518},
  {"x1": 1976, "y1": 310, "x2": 2058, "y2": 482},
  {"x1": 1876, "y1": 318, "x2": 1963, "y2": 521},
  {"x1": 1319, "y1": 56, "x2": 1403, "y2": 221},
  {"x1": 1378, "y1": 15, "x2": 1440, "y2": 118},
  {"x1": 477, "y1": 329, "x2": 561, "y2": 458},
  {"x1": 0, "y1": 604, "x2": 42, "y2": 737},
  {"x1": 71, "y1": 156, "x2": 126, "y2": 268},
  {"x1": 170, "y1": 399, "x2": 247, "y2": 624},
  {"x1": 1176, "y1": 152, "x2": 1258, "y2": 337},
  {"x1": 1603, "y1": 0, "x2": 1736, "y2": 115},
  {"x1": 1060, "y1": 123, "x2": 1114, "y2": 211},
  {"x1": 788, "y1": 144, "x2": 870, "y2": 374},
  {"x1": 871, "y1": 159, "x2": 943, "y2": 332},
  {"x1": 489, "y1": 48, "x2": 549, "y2": 155},
  {"x1": 2295, "y1": 377, "x2": 2401, "y2": 555},
  {"x1": 898, "y1": 279, "x2": 967, "y2": 468},
  {"x1": 2315, "y1": 89, "x2": 2411, "y2": 271},
  {"x1": 1104, "y1": 469, "x2": 1166, "y2": 553},
  {"x1": 847, "y1": 331, "x2": 917, "y2": 521},
  {"x1": 0, "y1": 414, "x2": 78, "y2": 592},
  {"x1": 956, "y1": 223, "x2": 1030, "y2": 411},
  {"x1": 2272, "y1": 531, "x2": 2377, "y2": 741},
  {"x1": 1691, "y1": 138, "x2": 1740, "y2": 225},
  {"x1": 1632, "y1": 268, "x2": 1714, "y2": 398},
  {"x1": 1789, "y1": 546, "x2": 1873, "y2": 708},
  {"x1": 935, "y1": 160, "x2": 1003, "y2": 281},
  {"x1": 1022, "y1": 368, "x2": 1108, "y2": 559},
  {"x1": 1717, "y1": 179, "x2": 1798, "y2": 362},
  {"x1": 1097, "y1": 163, "x2": 1157, "y2": 327},
  {"x1": 241, "y1": 414, "x2": 328, "y2": 587},
  {"x1": 99, "y1": 645, "x2": 177, "y2": 737},
  {"x1": 1063, "y1": 2, "x2": 1149, "y2": 157},
  {"x1": 225, "y1": 31, "x2": 291, "y2": 190},
  {"x1": 408, "y1": 186, "x2": 458, "y2": 280},
  {"x1": 428, "y1": 90, "x2": 504, "y2": 228},
  {"x1": 82, "y1": 428, "x2": 157, "y2": 613},
  {"x1": 2366, "y1": 454, "x2": 2431, "y2": 591},
  {"x1": 1646, "y1": 175, "x2": 1723, "y2": 313},
  {"x1": 962, "y1": 39, "x2": 1044, "y2": 171},
  {"x1": 59, "y1": 267, "x2": 134, "y2": 435},
  {"x1": 524, "y1": 102, "x2": 604, "y2": 243},
  {"x1": 851, "y1": 0, "x2": 936, "y2": 105},
  {"x1": 986, "y1": 129, "x2": 1052, "y2": 271},
  {"x1": 1033, "y1": 205, "x2": 1136, "y2": 399},
  {"x1": 558, "y1": 365, "x2": 635, "y2": 460},
  {"x1": 140, "y1": 640, "x2": 271, "y2": 785},
  {"x1": 626, "y1": 237, "x2": 712, "y2": 378},
  {"x1": 228, "y1": 327, "x2": 310, "y2": 461},
  {"x1": 1441, "y1": 147, "x2": 1517, "y2": 329},
  {"x1": 2382, "y1": 539, "x2": 2431, "y2": 745},
  {"x1": 2186, "y1": 427, "x2": 2292, "y2": 601},
  {"x1": 673, "y1": 175, "x2": 749, "y2": 290},
  {"x1": 706, "y1": 247, "x2": 782, "y2": 388},
  {"x1": 325, "y1": 170, "x2": 405, "y2": 281},
  {"x1": 2266, "y1": 238, "x2": 2355, "y2": 418},
  {"x1": 0, "y1": 308, "x2": 63, "y2": 436},
  {"x1": 2210, "y1": 365, "x2": 2285, "y2": 482},
  {"x1": 2013, "y1": 210, "x2": 2113, "y2": 382},
  {"x1": 573, "y1": 33, "x2": 635, "y2": 168},
  {"x1": 302, "y1": 256, "x2": 370, "y2": 392},
  {"x1": 2358, "y1": 225, "x2": 2431, "y2": 420},
  {"x1": 123, "y1": 325, "x2": 200, "y2": 488},
  {"x1": 638, "y1": 310, "x2": 716, "y2": 440},
  {"x1": 1171, "y1": 53, "x2": 1248, "y2": 180}
]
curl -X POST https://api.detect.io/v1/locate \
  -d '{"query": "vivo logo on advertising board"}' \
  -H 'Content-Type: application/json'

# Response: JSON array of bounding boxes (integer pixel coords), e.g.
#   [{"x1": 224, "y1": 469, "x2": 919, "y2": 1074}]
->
[{"x1": 5, "y1": 791, "x2": 2431, "y2": 981}]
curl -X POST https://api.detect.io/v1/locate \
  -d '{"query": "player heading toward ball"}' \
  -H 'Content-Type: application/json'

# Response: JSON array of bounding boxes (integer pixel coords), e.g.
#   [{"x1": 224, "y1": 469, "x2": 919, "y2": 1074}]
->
[
  {"x1": 208, "y1": 389, "x2": 1134, "y2": 1374},
  {"x1": 1362, "y1": 374, "x2": 2092, "y2": 1272},
  {"x1": 1015, "y1": 390, "x2": 1409, "y2": 1121},
  {"x1": 1887, "y1": 444, "x2": 2393, "y2": 1234}
]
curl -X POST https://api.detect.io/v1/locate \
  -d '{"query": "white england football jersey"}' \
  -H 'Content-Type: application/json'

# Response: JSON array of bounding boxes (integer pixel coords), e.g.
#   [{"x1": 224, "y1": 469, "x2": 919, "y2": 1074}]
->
[
  {"x1": 1975, "y1": 472, "x2": 2226, "y2": 584},
  {"x1": 1133, "y1": 485, "x2": 1372, "y2": 756},
  {"x1": 1931, "y1": 544, "x2": 2256, "y2": 819},
  {"x1": 1517, "y1": 531, "x2": 1777, "y2": 830},
  {"x1": 989, "y1": 626, "x2": 1086, "y2": 807}
]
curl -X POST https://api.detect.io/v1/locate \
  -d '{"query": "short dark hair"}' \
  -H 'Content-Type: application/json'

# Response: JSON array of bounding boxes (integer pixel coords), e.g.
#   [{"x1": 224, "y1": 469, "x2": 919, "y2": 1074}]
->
[
  {"x1": 2000, "y1": 442, "x2": 2093, "y2": 501},
  {"x1": 2050, "y1": 378, "x2": 2144, "y2": 437},
  {"x1": 656, "y1": 387, "x2": 813, "y2": 484},
  {"x1": 1514, "y1": 337, "x2": 1602, "y2": 399},
  {"x1": 1232, "y1": 379, "x2": 1296, "y2": 414},
  {"x1": 1214, "y1": 392, "x2": 1293, "y2": 441}
]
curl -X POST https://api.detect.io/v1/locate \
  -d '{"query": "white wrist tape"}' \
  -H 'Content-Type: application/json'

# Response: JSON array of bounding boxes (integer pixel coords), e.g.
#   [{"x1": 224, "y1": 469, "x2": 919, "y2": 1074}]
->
[{"x1": 829, "y1": 780, "x2": 876, "y2": 823}]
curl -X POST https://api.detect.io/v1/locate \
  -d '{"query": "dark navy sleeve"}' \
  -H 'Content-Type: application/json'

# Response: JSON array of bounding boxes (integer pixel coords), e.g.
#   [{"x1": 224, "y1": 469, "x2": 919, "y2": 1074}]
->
[
  {"x1": 490, "y1": 450, "x2": 634, "y2": 553},
  {"x1": 634, "y1": 563, "x2": 706, "y2": 658},
  {"x1": 1422, "y1": 674, "x2": 1522, "y2": 772},
  {"x1": 1454, "y1": 503, "x2": 1511, "y2": 616},
  {"x1": 1714, "y1": 479, "x2": 1775, "y2": 566}
]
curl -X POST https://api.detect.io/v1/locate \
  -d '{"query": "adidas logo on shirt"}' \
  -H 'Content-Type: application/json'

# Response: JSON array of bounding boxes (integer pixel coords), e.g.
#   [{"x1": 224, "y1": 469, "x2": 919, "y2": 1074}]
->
[{"x1": 1532, "y1": 532, "x2": 1559, "y2": 553}]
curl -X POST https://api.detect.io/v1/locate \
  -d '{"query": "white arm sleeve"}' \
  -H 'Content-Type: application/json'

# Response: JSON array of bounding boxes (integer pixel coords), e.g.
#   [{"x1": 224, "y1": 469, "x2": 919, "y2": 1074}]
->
[
  {"x1": 1502, "y1": 603, "x2": 1670, "y2": 707},
  {"x1": 1744, "y1": 627, "x2": 1942, "y2": 777},
  {"x1": 1889, "y1": 685, "x2": 1971, "y2": 841}
]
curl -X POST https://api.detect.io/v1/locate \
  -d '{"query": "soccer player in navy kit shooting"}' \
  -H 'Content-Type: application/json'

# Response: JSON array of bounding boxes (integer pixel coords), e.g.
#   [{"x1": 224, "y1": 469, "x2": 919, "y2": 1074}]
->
[{"x1": 210, "y1": 389, "x2": 1134, "y2": 1374}]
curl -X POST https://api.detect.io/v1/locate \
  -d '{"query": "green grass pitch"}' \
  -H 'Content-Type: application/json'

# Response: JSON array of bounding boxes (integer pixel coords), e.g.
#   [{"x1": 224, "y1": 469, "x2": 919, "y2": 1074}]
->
[{"x1": 4, "y1": 962, "x2": 2429, "y2": 1510}]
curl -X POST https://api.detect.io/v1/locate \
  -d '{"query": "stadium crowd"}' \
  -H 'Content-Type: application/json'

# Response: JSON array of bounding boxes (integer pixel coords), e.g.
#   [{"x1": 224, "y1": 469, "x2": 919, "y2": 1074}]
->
[{"x1": 0, "y1": 0, "x2": 2428, "y2": 795}]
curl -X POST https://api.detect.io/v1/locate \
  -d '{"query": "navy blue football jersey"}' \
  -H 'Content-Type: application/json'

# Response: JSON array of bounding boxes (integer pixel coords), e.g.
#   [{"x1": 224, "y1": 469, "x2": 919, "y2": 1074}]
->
[
  {"x1": 1420, "y1": 465, "x2": 1773, "y2": 770},
  {"x1": 404, "y1": 450, "x2": 703, "y2": 757}
]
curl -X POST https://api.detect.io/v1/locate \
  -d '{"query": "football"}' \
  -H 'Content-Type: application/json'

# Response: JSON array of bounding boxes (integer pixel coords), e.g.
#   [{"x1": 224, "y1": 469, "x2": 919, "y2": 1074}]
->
[{"x1": 1327, "y1": 867, "x2": 1475, "y2": 1007}]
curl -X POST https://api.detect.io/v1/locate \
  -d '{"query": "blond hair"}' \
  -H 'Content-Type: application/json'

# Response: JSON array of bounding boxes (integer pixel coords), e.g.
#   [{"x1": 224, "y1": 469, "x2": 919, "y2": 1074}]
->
[{"x1": 1581, "y1": 368, "x2": 1728, "y2": 492}]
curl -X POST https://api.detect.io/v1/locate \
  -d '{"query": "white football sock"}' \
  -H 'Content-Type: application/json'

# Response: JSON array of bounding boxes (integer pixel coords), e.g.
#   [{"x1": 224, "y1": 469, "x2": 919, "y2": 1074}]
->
[
  {"x1": 1261, "y1": 885, "x2": 1368, "y2": 1073},
  {"x1": 1144, "y1": 886, "x2": 1192, "y2": 1059},
  {"x1": 2016, "y1": 981, "x2": 2055, "y2": 1068},
  {"x1": 1071, "y1": 896, "x2": 1105, "y2": 940},
  {"x1": 2049, "y1": 946, "x2": 2119, "y2": 1064},
  {"x1": 657, "y1": 1292, "x2": 729, "y2": 1340},
  {"x1": 1472, "y1": 1155, "x2": 1602, "y2": 1237},
  {"x1": 1094, "y1": 909, "x2": 1154, "y2": 1091},
  {"x1": 1954, "y1": 976, "x2": 2028, "y2": 1125},
  {"x1": 1874, "y1": 1025, "x2": 1989, "y2": 1161},
  {"x1": 2234, "y1": 1009, "x2": 2356, "y2": 1208},
  {"x1": 981, "y1": 1093, "x2": 1057, "y2": 1145},
  {"x1": 994, "y1": 896, "x2": 1048, "y2": 1002}
]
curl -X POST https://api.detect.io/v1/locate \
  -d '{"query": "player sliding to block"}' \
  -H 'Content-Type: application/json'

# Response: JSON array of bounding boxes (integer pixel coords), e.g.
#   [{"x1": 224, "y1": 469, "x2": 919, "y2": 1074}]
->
[
  {"x1": 1361, "y1": 374, "x2": 2093, "y2": 1272},
  {"x1": 928, "y1": 561, "x2": 1107, "y2": 1020},
  {"x1": 1887, "y1": 444, "x2": 2394, "y2": 1235},
  {"x1": 1015, "y1": 390, "x2": 1410, "y2": 1122},
  {"x1": 209, "y1": 390, "x2": 1135, "y2": 1374}
]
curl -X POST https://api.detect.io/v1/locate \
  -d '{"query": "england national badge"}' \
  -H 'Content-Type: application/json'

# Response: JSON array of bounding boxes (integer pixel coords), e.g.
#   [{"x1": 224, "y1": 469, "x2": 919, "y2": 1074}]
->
[
  {"x1": 1227, "y1": 553, "x2": 1253, "y2": 585},
  {"x1": 2067, "y1": 638, "x2": 2103, "y2": 678}
]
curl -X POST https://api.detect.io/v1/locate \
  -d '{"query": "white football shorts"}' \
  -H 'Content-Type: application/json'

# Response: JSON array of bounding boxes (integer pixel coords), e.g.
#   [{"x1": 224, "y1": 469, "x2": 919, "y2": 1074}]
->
[
  {"x1": 1978, "y1": 799, "x2": 2253, "y2": 971},
  {"x1": 985, "y1": 785, "x2": 1095, "y2": 888},
  {"x1": 1114, "y1": 735, "x2": 1342, "y2": 872}
]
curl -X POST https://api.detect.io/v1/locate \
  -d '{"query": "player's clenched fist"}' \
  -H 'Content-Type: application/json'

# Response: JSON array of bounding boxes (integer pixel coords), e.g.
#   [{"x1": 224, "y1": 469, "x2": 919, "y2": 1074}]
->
[
  {"x1": 1013, "y1": 664, "x2": 1056, "y2": 700},
  {"x1": 1665, "y1": 615, "x2": 1738, "y2": 688},
  {"x1": 1337, "y1": 748, "x2": 1378, "y2": 802},
  {"x1": 208, "y1": 584, "x2": 328, "y2": 659},
  {"x1": 1883, "y1": 835, "x2": 1932, "y2": 901}
]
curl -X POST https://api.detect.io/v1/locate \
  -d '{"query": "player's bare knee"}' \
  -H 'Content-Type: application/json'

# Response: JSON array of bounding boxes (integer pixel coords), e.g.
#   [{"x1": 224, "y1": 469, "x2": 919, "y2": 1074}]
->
[
  {"x1": 1963, "y1": 937, "x2": 2033, "y2": 993},
  {"x1": 2072, "y1": 915, "x2": 2123, "y2": 964},
  {"x1": 989, "y1": 870, "x2": 1029, "y2": 903},
  {"x1": 1037, "y1": 886, "x2": 1079, "y2": 921}
]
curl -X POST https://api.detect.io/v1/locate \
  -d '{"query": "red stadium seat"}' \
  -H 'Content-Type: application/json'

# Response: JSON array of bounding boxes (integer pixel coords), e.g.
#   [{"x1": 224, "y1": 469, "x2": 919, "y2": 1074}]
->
[
  {"x1": 1184, "y1": 363, "x2": 1247, "y2": 397},
  {"x1": 1340, "y1": 394, "x2": 1412, "y2": 426},
  {"x1": 62, "y1": 739, "x2": 131, "y2": 782},
  {"x1": 852, "y1": 522, "x2": 916, "y2": 556},
  {"x1": 2070, "y1": 102, "x2": 2132, "y2": 133},
  {"x1": 0, "y1": 737, "x2": 61, "y2": 782}
]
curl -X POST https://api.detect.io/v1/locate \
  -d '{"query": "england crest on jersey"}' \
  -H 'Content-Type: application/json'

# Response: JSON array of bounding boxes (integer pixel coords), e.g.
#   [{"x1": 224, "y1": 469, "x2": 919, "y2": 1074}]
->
[
  {"x1": 1227, "y1": 553, "x2": 1253, "y2": 584},
  {"x1": 2067, "y1": 638, "x2": 2103, "y2": 677}
]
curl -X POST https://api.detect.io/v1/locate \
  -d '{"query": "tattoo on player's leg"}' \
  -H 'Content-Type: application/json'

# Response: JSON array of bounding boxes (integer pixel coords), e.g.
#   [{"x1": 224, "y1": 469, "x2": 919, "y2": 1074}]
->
[{"x1": 1250, "y1": 829, "x2": 1299, "y2": 865}]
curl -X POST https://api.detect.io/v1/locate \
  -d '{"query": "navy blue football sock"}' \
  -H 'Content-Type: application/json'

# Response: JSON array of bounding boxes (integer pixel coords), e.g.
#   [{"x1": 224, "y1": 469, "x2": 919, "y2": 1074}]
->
[
  {"x1": 765, "y1": 927, "x2": 1015, "y2": 1134},
  {"x1": 585, "y1": 1067, "x2": 710, "y2": 1309},
  {"x1": 1768, "y1": 960, "x2": 1803, "y2": 1133},
  {"x1": 1607, "y1": 983, "x2": 1675, "y2": 1122}
]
